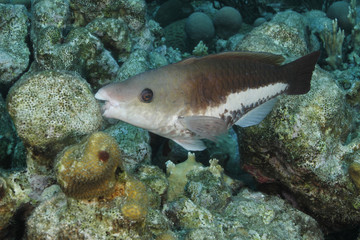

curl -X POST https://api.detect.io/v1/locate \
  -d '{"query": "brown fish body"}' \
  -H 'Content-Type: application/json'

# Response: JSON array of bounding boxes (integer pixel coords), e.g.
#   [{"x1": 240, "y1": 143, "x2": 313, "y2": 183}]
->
[{"x1": 95, "y1": 51, "x2": 320, "y2": 150}]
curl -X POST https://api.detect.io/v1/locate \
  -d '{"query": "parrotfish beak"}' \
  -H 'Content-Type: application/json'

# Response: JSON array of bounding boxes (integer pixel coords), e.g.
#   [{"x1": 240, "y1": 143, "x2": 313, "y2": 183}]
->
[{"x1": 95, "y1": 88, "x2": 117, "y2": 118}]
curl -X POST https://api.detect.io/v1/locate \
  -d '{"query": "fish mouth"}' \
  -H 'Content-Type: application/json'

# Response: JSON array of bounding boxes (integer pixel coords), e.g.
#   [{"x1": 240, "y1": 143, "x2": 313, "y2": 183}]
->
[
  {"x1": 97, "y1": 100, "x2": 120, "y2": 118},
  {"x1": 95, "y1": 89, "x2": 112, "y2": 117}
]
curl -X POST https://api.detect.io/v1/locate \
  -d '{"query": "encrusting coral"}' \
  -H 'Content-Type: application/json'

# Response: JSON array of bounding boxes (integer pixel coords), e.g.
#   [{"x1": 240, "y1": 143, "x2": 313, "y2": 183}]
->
[
  {"x1": 349, "y1": 162, "x2": 360, "y2": 189},
  {"x1": 55, "y1": 131, "x2": 123, "y2": 199},
  {"x1": 121, "y1": 178, "x2": 149, "y2": 221}
]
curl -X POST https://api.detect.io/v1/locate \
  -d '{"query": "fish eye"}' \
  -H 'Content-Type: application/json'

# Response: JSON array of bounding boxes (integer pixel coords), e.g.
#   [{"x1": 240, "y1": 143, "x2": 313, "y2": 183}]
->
[{"x1": 140, "y1": 88, "x2": 153, "y2": 103}]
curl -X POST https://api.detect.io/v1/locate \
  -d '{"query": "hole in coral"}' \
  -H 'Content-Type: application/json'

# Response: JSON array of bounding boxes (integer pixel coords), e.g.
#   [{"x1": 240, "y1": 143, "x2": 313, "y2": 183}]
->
[{"x1": 98, "y1": 150, "x2": 110, "y2": 162}]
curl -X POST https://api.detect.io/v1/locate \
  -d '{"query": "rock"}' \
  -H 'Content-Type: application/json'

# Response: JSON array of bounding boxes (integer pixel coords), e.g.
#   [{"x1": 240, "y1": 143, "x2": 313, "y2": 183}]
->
[
  {"x1": 70, "y1": 0, "x2": 146, "y2": 31},
  {"x1": 6, "y1": 70, "x2": 102, "y2": 174},
  {"x1": 154, "y1": 0, "x2": 193, "y2": 27},
  {"x1": 235, "y1": 10, "x2": 318, "y2": 57},
  {"x1": 31, "y1": 0, "x2": 70, "y2": 44},
  {"x1": 327, "y1": 1, "x2": 352, "y2": 32},
  {"x1": 238, "y1": 67, "x2": 360, "y2": 226},
  {"x1": 222, "y1": 189, "x2": 323, "y2": 239},
  {"x1": 86, "y1": 18, "x2": 132, "y2": 63},
  {"x1": 26, "y1": 176, "x2": 157, "y2": 239},
  {"x1": 163, "y1": 188, "x2": 323, "y2": 239},
  {"x1": 104, "y1": 121, "x2": 151, "y2": 173},
  {"x1": 0, "y1": 95, "x2": 26, "y2": 169},
  {"x1": 115, "y1": 49, "x2": 150, "y2": 82},
  {"x1": 0, "y1": 171, "x2": 31, "y2": 233},
  {"x1": 185, "y1": 12, "x2": 215, "y2": 43},
  {"x1": 0, "y1": 4, "x2": 30, "y2": 89}
]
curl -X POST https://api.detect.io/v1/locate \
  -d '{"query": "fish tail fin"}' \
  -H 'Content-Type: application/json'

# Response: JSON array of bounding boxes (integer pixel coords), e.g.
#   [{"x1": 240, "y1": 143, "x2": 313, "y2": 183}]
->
[{"x1": 283, "y1": 51, "x2": 320, "y2": 95}]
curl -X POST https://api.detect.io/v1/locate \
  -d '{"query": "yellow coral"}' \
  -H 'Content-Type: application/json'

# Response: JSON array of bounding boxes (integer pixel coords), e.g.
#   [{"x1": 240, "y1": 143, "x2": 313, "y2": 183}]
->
[
  {"x1": 55, "y1": 132, "x2": 123, "y2": 199},
  {"x1": 121, "y1": 200, "x2": 148, "y2": 221},
  {"x1": 125, "y1": 178, "x2": 147, "y2": 201},
  {"x1": 166, "y1": 152, "x2": 202, "y2": 201},
  {"x1": 155, "y1": 231, "x2": 178, "y2": 240},
  {"x1": 349, "y1": 162, "x2": 360, "y2": 189},
  {"x1": 121, "y1": 178, "x2": 149, "y2": 221}
]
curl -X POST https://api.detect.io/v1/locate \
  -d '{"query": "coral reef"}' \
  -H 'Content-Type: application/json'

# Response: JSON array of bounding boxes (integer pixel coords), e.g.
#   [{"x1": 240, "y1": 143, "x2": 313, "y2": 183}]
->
[
  {"x1": 137, "y1": 165, "x2": 168, "y2": 197},
  {"x1": 185, "y1": 12, "x2": 215, "y2": 43},
  {"x1": 235, "y1": 10, "x2": 317, "y2": 57},
  {"x1": 30, "y1": 0, "x2": 70, "y2": 44},
  {"x1": 70, "y1": 0, "x2": 147, "y2": 31},
  {"x1": 319, "y1": 19, "x2": 344, "y2": 69},
  {"x1": 326, "y1": 1, "x2": 352, "y2": 31},
  {"x1": 348, "y1": 162, "x2": 360, "y2": 189},
  {"x1": 3, "y1": 0, "x2": 360, "y2": 238},
  {"x1": 0, "y1": 171, "x2": 30, "y2": 234},
  {"x1": 192, "y1": 41, "x2": 208, "y2": 56},
  {"x1": 163, "y1": 155, "x2": 323, "y2": 239},
  {"x1": 213, "y1": 6, "x2": 242, "y2": 39},
  {"x1": 86, "y1": 18, "x2": 132, "y2": 62},
  {"x1": 26, "y1": 189, "x2": 152, "y2": 239},
  {"x1": 0, "y1": 4, "x2": 30, "y2": 88},
  {"x1": 163, "y1": 19, "x2": 188, "y2": 52},
  {"x1": 55, "y1": 132, "x2": 123, "y2": 199},
  {"x1": 166, "y1": 152, "x2": 202, "y2": 201},
  {"x1": 0, "y1": 95, "x2": 26, "y2": 169},
  {"x1": 121, "y1": 178, "x2": 149, "y2": 221},
  {"x1": 115, "y1": 49, "x2": 150, "y2": 82},
  {"x1": 185, "y1": 159, "x2": 232, "y2": 211},
  {"x1": 6, "y1": 70, "x2": 102, "y2": 173},
  {"x1": 154, "y1": 0, "x2": 193, "y2": 27},
  {"x1": 104, "y1": 121, "x2": 151, "y2": 173},
  {"x1": 238, "y1": 66, "x2": 359, "y2": 226}
]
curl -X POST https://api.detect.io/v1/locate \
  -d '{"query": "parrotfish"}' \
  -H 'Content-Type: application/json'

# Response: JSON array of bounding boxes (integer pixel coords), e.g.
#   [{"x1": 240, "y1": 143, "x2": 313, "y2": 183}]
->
[{"x1": 95, "y1": 51, "x2": 320, "y2": 151}]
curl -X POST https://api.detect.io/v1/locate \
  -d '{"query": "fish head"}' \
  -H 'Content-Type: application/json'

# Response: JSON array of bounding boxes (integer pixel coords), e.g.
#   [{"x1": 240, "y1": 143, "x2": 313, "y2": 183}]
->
[{"x1": 95, "y1": 69, "x2": 185, "y2": 131}]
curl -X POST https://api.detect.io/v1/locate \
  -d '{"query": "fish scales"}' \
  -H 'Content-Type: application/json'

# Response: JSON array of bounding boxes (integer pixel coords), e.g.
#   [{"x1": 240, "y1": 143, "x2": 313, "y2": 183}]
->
[
  {"x1": 95, "y1": 51, "x2": 320, "y2": 151},
  {"x1": 184, "y1": 57, "x2": 289, "y2": 113}
]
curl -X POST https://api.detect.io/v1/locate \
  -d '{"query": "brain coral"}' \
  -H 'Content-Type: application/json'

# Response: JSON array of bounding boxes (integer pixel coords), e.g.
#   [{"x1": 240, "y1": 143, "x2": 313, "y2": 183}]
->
[
  {"x1": 185, "y1": 12, "x2": 215, "y2": 43},
  {"x1": 214, "y1": 6, "x2": 242, "y2": 39},
  {"x1": 6, "y1": 70, "x2": 102, "y2": 153},
  {"x1": 55, "y1": 131, "x2": 123, "y2": 199}
]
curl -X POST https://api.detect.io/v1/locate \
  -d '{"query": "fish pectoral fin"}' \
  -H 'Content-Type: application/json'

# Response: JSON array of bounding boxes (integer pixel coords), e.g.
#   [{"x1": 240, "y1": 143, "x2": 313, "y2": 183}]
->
[
  {"x1": 179, "y1": 116, "x2": 228, "y2": 141},
  {"x1": 173, "y1": 139, "x2": 206, "y2": 151},
  {"x1": 236, "y1": 98, "x2": 278, "y2": 127}
]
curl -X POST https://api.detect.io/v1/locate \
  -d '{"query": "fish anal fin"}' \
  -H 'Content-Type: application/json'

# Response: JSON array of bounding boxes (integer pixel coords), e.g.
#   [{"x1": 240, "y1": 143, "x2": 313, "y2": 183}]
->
[
  {"x1": 179, "y1": 116, "x2": 228, "y2": 141},
  {"x1": 173, "y1": 139, "x2": 206, "y2": 151}
]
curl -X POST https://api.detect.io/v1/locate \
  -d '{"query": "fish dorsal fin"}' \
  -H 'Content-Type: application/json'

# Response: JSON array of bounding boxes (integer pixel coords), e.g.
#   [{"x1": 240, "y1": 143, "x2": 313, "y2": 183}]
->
[
  {"x1": 235, "y1": 98, "x2": 278, "y2": 127},
  {"x1": 179, "y1": 116, "x2": 228, "y2": 141},
  {"x1": 176, "y1": 51, "x2": 285, "y2": 66},
  {"x1": 173, "y1": 139, "x2": 206, "y2": 151}
]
